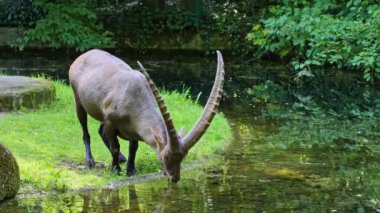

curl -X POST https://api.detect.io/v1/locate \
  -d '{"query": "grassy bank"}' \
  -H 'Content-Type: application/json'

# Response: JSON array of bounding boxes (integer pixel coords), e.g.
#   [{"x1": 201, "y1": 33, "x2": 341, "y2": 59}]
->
[{"x1": 0, "y1": 81, "x2": 232, "y2": 194}]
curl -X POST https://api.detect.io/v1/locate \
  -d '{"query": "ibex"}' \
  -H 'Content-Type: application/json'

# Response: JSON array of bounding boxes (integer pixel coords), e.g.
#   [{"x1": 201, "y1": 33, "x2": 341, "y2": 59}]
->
[{"x1": 69, "y1": 49, "x2": 224, "y2": 183}]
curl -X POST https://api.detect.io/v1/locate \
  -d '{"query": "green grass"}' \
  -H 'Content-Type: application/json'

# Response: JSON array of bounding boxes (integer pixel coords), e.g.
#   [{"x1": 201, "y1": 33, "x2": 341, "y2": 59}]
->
[{"x1": 0, "y1": 81, "x2": 232, "y2": 194}]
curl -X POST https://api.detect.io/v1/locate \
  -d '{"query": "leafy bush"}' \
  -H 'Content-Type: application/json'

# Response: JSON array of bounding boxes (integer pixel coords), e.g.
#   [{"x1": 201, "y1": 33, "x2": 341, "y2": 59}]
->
[
  {"x1": 4, "y1": 0, "x2": 268, "y2": 53},
  {"x1": 97, "y1": 0, "x2": 259, "y2": 54},
  {"x1": 18, "y1": 0, "x2": 115, "y2": 51},
  {"x1": 247, "y1": 0, "x2": 380, "y2": 82},
  {"x1": 201, "y1": 0, "x2": 262, "y2": 55},
  {"x1": 0, "y1": 0, "x2": 44, "y2": 27},
  {"x1": 97, "y1": 5, "x2": 198, "y2": 51}
]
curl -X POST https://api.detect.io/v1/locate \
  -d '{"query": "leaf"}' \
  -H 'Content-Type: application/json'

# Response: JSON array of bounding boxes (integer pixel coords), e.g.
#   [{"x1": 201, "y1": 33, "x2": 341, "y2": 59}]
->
[
  {"x1": 363, "y1": 72, "x2": 371, "y2": 81},
  {"x1": 297, "y1": 69, "x2": 314, "y2": 78}
]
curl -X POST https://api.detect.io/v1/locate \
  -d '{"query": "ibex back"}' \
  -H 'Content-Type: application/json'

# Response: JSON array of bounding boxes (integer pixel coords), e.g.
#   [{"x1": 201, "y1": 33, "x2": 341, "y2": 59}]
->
[{"x1": 69, "y1": 49, "x2": 224, "y2": 183}]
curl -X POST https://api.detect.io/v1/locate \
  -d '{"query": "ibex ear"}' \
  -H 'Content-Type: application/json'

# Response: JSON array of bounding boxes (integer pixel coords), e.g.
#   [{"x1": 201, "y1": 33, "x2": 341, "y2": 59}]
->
[
  {"x1": 178, "y1": 127, "x2": 186, "y2": 139},
  {"x1": 150, "y1": 128, "x2": 165, "y2": 150}
]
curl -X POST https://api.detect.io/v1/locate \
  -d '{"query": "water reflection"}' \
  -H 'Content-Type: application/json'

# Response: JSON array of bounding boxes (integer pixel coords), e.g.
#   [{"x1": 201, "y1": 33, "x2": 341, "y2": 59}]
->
[{"x1": 1, "y1": 103, "x2": 378, "y2": 212}]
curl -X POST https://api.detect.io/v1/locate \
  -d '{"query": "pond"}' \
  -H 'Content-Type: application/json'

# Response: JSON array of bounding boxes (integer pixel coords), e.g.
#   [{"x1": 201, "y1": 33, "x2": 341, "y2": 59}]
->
[{"x1": 0, "y1": 51, "x2": 379, "y2": 211}]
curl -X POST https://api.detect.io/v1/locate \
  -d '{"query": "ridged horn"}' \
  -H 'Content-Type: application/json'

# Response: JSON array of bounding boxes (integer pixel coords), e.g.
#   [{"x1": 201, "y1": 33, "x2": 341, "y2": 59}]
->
[
  {"x1": 137, "y1": 61, "x2": 180, "y2": 151},
  {"x1": 181, "y1": 50, "x2": 225, "y2": 152}
]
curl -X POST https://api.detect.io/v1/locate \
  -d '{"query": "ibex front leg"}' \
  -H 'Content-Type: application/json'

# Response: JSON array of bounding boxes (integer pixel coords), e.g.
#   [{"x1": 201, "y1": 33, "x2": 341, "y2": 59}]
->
[
  {"x1": 127, "y1": 140, "x2": 138, "y2": 176},
  {"x1": 74, "y1": 94, "x2": 95, "y2": 168},
  {"x1": 102, "y1": 122, "x2": 121, "y2": 173}
]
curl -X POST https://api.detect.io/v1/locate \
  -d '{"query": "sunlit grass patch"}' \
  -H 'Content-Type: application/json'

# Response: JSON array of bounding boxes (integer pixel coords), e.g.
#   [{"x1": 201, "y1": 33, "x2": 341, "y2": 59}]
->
[{"x1": 0, "y1": 81, "x2": 232, "y2": 194}]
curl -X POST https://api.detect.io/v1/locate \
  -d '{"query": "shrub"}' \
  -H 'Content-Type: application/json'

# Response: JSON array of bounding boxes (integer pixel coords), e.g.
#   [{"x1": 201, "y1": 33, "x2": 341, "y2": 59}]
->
[
  {"x1": 18, "y1": 0, "x2": 115, "y2": 51},
  {"x1": 247, "y1": 0, "x2": 380, "y2": 82}
]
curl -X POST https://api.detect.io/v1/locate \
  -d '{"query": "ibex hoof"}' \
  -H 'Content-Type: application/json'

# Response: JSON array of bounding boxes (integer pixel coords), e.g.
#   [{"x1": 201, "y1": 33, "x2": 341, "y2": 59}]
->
[
  {"x1": 126, "y1": 168, "x2": 136, "y2": 176},
  {"x1": 118, "y1": 154, "x2": 127, "y2": 163},
  {"x1": 112, "y1": 165, "x2": 122, "y2": 174},
  {"x1": 86, "y1": 159, "x2": 96, "y2": 168}
]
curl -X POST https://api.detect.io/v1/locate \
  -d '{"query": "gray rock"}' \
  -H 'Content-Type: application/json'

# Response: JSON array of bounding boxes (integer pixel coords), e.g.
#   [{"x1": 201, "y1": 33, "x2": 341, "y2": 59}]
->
[
  {"x1": 0, "y1": 76, "x2": 55, "y2": 112},
  {"x1": 0, "y1": 144, "x2": 20, "y2": 201}
]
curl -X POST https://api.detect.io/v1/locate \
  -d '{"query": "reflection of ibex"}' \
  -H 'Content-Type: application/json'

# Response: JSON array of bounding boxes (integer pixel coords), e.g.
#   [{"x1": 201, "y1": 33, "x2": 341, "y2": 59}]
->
[
  {"x1": 69, "y1": 49, "x2": 225, "y2": 183},
  {"x1": 154, "y1": 184, "x2": 180, "y2": 212}
]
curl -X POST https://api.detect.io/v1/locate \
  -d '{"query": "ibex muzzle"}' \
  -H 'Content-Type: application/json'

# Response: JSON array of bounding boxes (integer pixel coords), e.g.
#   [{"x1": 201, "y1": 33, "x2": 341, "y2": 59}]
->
[{"x1": 69, "y1": 49, "x2": 224, "y2": 183}]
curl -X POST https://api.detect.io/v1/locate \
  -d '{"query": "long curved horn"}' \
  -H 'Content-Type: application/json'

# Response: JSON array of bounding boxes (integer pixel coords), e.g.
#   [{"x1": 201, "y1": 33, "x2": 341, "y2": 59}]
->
[
  {"x1": 181, "y1": 50, "x2": 225, "y2": 152},
  {"x1": 137, "y1": 61, "x2": 180, "y2": 151}
]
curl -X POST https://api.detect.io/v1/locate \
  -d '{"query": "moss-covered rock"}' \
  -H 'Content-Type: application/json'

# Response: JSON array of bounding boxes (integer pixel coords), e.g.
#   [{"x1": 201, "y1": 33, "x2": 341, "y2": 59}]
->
[
  {"x1": 0, "y1": 76, "x2": 55, "y2": 112},
  {"x1": 0, "y1": 144, "x2": 20, "y2": 201}
]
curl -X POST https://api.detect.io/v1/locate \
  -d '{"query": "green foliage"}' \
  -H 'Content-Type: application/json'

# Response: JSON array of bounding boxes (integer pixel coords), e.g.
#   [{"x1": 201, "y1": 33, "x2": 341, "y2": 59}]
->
[
  {"x1": 202, "y1": 0, "x2": 260, "y2": 55},
  {"x1": 104, "y1": 0, "x2": 256, "y2": 54},
  {"x1": 247, "y1": 0, "x2": 380, "y2": 82},
  {"x1": 0, "y1": 80, "x2": 231, "y2": 193},
  {"x1": 98, "y1": 5, "x2": 197, "y2": 51},
  {"x1": 0, "y1": 0, "x2": 44, "y2": 27},
  {"x1": 96, "y1": 0, "x2": 261, "y2": 54},
  {"x1": 18, "y1": 0, "x2": 115, "y2": 51},
  {"x1": 4, "y1": 0, "x2": 262, "y2": 53}
]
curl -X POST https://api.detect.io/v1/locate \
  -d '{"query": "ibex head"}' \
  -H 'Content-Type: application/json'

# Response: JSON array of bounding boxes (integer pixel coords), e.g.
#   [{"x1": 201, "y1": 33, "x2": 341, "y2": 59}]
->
[{"x1": 138, "y1": 51, "x2": 225, "y2": 183}]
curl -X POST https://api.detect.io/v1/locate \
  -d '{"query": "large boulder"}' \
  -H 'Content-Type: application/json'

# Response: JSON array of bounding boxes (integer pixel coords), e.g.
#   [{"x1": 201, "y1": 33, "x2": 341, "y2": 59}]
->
[
  {"x1": 0, "y1": 76, "x2": 55, "y2": 112},
  {"x1": 0, "y1": 144, "x2": 20, "y2": 201}
]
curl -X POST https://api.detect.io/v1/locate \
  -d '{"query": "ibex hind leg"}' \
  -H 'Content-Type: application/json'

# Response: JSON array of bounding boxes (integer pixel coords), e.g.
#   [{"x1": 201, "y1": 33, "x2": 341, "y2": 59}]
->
[
  {"x1": 98, "y1": 124, "x2": 127, "y2": 163},
  {"x1": 102, "y1": 122, "x2": 121, "y2": 173},
  {"x1": 74, "y1": 94, "x2": 95, "y2": 168},
  {"x1": 127, "y1": 140, "x2": 138, "y2": 176}
]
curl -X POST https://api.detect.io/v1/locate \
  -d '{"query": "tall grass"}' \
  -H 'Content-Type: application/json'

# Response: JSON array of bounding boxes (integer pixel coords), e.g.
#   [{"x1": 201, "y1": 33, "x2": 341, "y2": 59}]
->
[{"x1": 0, "y1": 81, "x2": 231, "y2": 193}]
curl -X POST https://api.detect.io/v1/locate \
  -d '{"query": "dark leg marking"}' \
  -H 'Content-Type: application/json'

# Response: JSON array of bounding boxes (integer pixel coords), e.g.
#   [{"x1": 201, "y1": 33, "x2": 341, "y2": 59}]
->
[
  {"x1": 74, "y1": 94, "x2": 95, "y2": 168},
  {"x1": 127, "y1": 140, "x2": 138, "y2": 176}
]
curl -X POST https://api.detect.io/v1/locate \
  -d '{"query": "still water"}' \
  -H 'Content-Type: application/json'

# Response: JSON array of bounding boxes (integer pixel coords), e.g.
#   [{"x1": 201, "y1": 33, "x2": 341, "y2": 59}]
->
[{"x1": 0, "y1": 52, "x2": 379, "y2": 212}]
